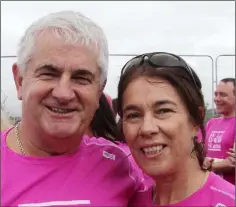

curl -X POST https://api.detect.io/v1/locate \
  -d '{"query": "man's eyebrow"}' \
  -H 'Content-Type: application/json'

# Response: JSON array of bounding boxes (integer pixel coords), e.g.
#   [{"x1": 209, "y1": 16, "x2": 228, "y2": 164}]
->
[
  {"x1": 35, "y1": 65, "x2": 95, "y2": 80},
  {"x1": 72, "y1": 69, "x2": 95, "y2": 80},
  {"x1": 35, "y1": 64, "x2": 61, "y2": 73}
]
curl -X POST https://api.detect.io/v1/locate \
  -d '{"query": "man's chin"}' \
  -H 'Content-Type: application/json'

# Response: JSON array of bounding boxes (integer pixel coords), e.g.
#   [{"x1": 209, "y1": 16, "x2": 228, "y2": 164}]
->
[
  {"x1": 44, "y1": 124, "x2": 81, "y2": 139},
  {"x1": 53, "y1": 129, "x2": 81, "y2": 139}
]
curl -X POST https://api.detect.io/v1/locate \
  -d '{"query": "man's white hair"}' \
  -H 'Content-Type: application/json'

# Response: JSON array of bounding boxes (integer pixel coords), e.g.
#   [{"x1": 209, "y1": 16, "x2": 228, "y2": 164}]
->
[{"x1": 17, "y1": 10, "x2": 109, "y2": 84}]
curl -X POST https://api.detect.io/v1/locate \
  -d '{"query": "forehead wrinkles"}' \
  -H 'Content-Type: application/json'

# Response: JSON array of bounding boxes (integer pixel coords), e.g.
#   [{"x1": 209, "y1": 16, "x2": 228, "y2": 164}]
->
[
  {"x1": 124, "y1": 77, "x2": 175, "y2": 106},
  {"x1": 31, "y1": 48, "x2": 97, "y2": 73}
]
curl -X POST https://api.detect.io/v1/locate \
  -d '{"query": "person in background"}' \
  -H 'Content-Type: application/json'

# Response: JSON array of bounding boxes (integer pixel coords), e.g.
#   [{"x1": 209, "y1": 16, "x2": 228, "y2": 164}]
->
[
  {"x1": 204, "y1": 78, "x2": 235, "y2": 184},
  {"x1": 84, "y1": 93, "x2": 122, "y2": 142},
  {"x1": 116, "y1": 52, "x2": 235, "y2": 206},
  {"x1": 1, "y1": 11, "x2": 147, "y2": 206},
  {"x1": 1, "y1": 110, "x2": 13, "y2": 131},
  {"x1": 105, "y1": 93, "x2": 113, "y2": 109}
]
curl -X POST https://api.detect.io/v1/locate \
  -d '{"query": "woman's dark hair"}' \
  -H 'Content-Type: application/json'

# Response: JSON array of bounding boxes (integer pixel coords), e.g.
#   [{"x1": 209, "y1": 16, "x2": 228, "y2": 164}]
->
[
  {"x1": 112, "y1": 98, "x2": 118, "y2": 116},
  {"x1": 117, "y1": 62, "x2": 208, "y2": 170},
  {"x1": 90, "y1": 93, "x2": 125, "y2": 143}
]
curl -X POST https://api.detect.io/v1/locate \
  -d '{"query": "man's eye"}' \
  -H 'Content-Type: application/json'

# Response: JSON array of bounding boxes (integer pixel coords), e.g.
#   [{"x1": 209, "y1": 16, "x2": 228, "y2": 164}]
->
[
  {"x1": 74, "y1": 77, "x2": 91, "y2": 84},
  {"x1": 40, "y1": 73, "x2": 57, "y2": 78}
]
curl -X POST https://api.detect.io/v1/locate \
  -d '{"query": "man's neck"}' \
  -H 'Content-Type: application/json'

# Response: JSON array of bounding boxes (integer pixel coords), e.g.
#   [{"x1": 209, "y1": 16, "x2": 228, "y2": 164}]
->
[
  {"x1": 223, "y1": 110, "x2": 235, "y2": 118},
  {"x1": 153, "y1": 159, "x2": 209, "y2": 205},
  {"x1": 7, "y1": 120, "x2": 82, "y2": 157}
]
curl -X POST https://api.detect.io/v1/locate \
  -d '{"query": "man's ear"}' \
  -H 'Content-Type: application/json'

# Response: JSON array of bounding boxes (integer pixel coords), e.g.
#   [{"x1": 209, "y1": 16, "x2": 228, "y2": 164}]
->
[
  {"x1": 99, "y1": 78, "x2": 107, "y2": 96},
  {"x1": 12, "y1": 63, "x2": 23, "y2": 100}
]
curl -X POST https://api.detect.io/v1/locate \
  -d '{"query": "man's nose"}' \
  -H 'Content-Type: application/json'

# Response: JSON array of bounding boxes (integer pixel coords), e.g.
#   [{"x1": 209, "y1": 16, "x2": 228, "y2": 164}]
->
[{"x1": 52, "y1": 76, "x2": 75, "y2": 104}]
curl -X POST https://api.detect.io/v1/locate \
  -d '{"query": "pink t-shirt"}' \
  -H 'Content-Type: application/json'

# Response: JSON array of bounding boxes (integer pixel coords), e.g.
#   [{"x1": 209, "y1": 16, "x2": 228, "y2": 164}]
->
[
  {"x1": 204, "y1": 117, "x2": 235, "y2": 184},
  {"x1": 130, "y1": 172, "x2": 235, "y2": 206},
  {"x1": 1, "y1": 128, "x2": 147, "y2": 207},
  {"x1": 117, "y1": 142, "x2": 154, "y2": 188}
]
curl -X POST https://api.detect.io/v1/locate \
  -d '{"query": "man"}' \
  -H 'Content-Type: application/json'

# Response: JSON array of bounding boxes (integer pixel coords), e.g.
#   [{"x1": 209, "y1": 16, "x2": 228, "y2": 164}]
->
[
  {"x1": 205, "y1": 78, "x2": 235, "y2": 184},
  {"x1": 1, "y1": 11, "x2": 145, "y2": 206}
]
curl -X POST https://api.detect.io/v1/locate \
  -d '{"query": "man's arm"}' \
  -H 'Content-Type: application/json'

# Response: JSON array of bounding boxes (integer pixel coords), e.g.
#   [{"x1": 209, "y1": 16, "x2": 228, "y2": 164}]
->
[{"x1": 211, "y1": 149, "x2": 235, "y2": 174}]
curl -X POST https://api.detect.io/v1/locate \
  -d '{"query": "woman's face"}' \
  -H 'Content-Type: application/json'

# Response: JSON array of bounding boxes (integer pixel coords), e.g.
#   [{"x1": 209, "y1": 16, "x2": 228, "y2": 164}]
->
[{"x1": 122, "y1": 76, "x2": 198, "y2": 178}]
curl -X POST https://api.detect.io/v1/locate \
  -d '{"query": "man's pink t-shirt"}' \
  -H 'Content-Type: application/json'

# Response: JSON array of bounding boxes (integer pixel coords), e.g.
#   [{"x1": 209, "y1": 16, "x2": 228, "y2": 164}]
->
[
  {"x1": 117, "y1": 142, "x2": 154, "y2": 188},
  {"x1": 130, "y1": 172, "x2": 235, "y2": 206},
  {"x1": 1, "y1": 128, "x2": 147, "y2": 207},
  {"x1": 204, "y1": 117, "x2": 235, "y2": 184}
]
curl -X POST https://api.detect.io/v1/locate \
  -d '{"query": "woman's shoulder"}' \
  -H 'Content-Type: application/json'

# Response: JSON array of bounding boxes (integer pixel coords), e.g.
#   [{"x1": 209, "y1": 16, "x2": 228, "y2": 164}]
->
[{"x1": 207, "y1": 172, "x2": 235, "y2": 206}]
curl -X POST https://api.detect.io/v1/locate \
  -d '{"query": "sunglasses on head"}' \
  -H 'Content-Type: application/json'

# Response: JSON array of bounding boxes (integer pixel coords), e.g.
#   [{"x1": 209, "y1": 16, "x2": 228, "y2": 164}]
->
[{"x1": 121, "y1": 52, "x2": 201, "y2": 89}]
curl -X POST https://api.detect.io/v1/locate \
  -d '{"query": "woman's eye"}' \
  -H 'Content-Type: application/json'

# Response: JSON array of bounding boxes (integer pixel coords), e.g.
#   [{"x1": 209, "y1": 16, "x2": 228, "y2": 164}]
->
[
  {"x1": 157, "y1": 108, "x2": 172, "y2": 115},
  {"x1": 125, "y1": 113, "x2": 140, "y2": 120}
]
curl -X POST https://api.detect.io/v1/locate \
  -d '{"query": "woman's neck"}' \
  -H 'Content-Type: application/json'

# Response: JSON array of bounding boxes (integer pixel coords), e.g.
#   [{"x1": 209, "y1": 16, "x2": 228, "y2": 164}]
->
[
  {"x1": 84, "y1": 126, "x2": 94, "y2": 137},
  {"x1": 153, "y1": 159, "x2": 209, "y2": 205}
]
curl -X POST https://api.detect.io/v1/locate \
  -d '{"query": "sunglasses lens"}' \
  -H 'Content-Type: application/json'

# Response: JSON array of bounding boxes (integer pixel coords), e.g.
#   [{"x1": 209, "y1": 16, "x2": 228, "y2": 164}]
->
[
  {"x1": 150, "y1": 53, "x2": 200, "y2": 89},
  {"x1": 121, "y1": 52, "x2": 200, "y2": 90},
  {"x1": 122, "y1": 57, "x2": 142, "y2": 73},
  {"x1": 150, "y1": 53, "x2": 186, "y2": 68}
]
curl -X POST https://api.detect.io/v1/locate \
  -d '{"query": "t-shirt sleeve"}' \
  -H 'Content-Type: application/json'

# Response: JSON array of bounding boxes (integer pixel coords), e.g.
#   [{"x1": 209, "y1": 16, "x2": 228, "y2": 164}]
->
[{"x1": 127, "y1": 159, "x2": 154, "y2": 206}]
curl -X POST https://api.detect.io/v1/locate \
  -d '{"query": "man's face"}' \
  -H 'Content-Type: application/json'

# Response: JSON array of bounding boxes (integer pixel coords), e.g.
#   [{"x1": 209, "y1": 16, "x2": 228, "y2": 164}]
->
[
  {"x1": 214, "y1": 81, "x2": 235, "y2": 116},
  {"x1": 13, "y1": 32, "x2": 102, "y2": 141}
]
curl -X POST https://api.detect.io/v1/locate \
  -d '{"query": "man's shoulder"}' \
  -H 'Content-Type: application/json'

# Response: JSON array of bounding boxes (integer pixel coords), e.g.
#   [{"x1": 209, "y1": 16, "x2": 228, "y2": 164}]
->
[
  {"x1": 207, "y1": 116, "x2": 235, "y2": 130},
  {"x1": 81, "y1": 136, "x2": 145, "y2": 189},
  {"x1": 1, "y1": 128, "x2": 13, "y2": 146},
  {"x1": 206, "y1": 117, "x2": 224, "y2": 128},
  {"x1": 208, "y1": 117, "x2": 223, "y2": 123},
  {"x1": 82, "y1": 135, "x2": 129, "y2": 159},
  {"x1": 81, "y1": 136, "x2": 134, "y2": 170}
]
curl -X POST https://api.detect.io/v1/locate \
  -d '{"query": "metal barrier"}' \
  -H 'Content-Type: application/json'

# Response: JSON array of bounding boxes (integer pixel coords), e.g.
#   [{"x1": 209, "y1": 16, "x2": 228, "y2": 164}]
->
[
  {"x1": 215, "y1": 54, "x2": 235, "y2": 84},
  {"x1": 1, "y1": 55, "x2": 17, "y2": 58},
  {"x1": 0, "y1": 53, "x2": 217, "y2": 115},
  {"x1": 110, "y1": 53, "x2": 215, "y2": 115}
]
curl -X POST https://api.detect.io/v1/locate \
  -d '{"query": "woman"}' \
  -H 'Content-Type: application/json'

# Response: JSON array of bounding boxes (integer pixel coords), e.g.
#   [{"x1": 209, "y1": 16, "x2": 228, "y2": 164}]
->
[{"x1": 116, "y1": 52, "x2": 235, "y2": 206}]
